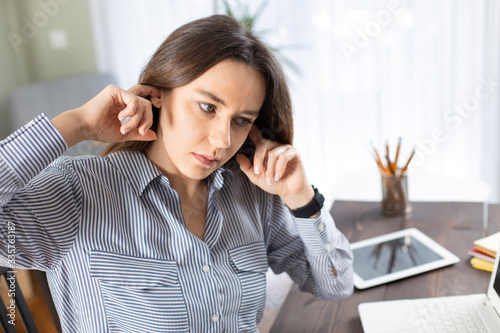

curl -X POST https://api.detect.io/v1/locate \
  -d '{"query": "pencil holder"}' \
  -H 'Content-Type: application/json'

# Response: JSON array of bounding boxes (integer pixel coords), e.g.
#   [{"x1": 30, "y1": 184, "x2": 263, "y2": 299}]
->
[{"x1": 381, "y1": 174, "x2": 412, "y2": 216}]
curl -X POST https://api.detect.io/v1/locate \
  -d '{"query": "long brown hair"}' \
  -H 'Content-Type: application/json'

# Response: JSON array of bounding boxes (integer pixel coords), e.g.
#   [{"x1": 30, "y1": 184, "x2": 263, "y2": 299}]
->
[{"x1": 104, "y1": 15, "x2": 293, "y2": 162}]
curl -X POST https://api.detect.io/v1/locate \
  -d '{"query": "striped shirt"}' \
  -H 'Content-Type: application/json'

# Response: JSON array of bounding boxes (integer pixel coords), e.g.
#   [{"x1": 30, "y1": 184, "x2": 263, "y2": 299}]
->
[{"x1": 0, "y1": 114, "x2": 353, "y2": 333}]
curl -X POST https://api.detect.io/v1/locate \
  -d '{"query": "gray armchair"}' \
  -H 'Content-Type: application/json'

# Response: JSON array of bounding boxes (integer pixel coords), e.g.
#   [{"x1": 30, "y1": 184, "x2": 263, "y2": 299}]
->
[{"x1": 7, "y1": 73, "x2": 116, "y2": 156}]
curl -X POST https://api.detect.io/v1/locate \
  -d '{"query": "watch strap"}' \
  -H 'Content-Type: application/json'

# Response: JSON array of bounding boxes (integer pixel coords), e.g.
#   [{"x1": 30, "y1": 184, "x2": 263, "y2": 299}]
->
[{"x1": 289, "y1": 185, "x2": 325, "y2": 218}]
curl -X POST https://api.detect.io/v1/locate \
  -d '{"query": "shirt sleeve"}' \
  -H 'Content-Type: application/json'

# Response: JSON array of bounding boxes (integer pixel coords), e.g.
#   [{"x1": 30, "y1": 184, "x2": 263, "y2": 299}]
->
[
  {"x1": 0, "y1": 114, "x2": 82, "y2": 271},
  {"x1": 265, "y1": 194, "x2": 354, "y2": 300}
]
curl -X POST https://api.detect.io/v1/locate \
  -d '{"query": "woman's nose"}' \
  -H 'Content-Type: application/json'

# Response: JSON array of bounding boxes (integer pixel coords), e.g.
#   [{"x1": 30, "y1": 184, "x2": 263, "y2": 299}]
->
[{"x1": 208, "y1": 121, "x2": 231, "y2": 149}]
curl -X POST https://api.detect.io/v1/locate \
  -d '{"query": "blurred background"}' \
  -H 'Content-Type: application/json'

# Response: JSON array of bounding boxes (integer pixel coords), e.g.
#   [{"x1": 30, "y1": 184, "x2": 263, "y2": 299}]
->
[
  {"x1": 1, "y1": 0, "x2": 500, "y2": 204},
  {"x1": 1, "y1": 1, "x2": 500, "y2": 331}
]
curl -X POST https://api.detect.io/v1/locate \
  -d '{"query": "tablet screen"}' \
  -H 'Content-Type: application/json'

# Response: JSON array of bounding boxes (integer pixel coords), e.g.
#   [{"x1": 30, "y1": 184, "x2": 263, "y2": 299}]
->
[
  {"x1": 353, "y1": 235, "x2": 444, "y2": 280},
  {"x1": 351, "y1": 228, "x2": 459, "y2": 289}
]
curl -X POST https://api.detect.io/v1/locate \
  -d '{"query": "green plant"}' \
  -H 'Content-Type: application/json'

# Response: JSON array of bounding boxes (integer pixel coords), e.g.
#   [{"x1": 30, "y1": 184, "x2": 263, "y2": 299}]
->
[
  {"x1": 222, "y1": 0, "x2": 267, "y2": 31},
  {"x1": 219, "y1": 0, "x2": 301, "y2": 75}
]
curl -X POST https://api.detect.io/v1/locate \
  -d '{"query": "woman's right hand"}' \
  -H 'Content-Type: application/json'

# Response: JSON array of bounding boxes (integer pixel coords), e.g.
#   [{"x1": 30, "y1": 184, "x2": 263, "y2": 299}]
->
[{"x1": 52, "y1": 84, "x2": 161, "y2": 147}]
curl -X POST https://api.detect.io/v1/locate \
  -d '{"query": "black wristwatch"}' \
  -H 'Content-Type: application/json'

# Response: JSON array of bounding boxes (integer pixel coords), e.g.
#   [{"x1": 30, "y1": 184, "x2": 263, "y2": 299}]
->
[{"x1": 289, "y1": 185, "x2": 325, "y2": 218}]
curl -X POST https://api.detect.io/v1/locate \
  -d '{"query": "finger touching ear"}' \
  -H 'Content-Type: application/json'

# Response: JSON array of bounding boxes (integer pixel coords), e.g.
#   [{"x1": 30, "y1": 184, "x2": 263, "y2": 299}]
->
[
  {"x1": 127, "y1": 85, "x2": 163, "y2": 108},
  {"x1": 236, "y1": 154, "x2": 256, "y2": 180},
  {"x1": 248, "y1": 125, "x2": 263, "y2": 144},
  {"x1": 128, "y1": 84, "x2": 161, "y2": 97}
]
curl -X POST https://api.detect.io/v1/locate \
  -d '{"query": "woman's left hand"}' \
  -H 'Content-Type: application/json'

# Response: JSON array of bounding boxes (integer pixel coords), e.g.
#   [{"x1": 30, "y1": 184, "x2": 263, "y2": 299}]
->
[{"x1": 236, "y1": 126, "x2": 315, "y2": 210}]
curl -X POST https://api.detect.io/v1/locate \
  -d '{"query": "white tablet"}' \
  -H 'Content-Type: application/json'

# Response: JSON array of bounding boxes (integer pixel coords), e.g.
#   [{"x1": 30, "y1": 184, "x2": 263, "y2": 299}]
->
[{"x1": 352, "y1": 228, "x2": 460, "y2": 289}]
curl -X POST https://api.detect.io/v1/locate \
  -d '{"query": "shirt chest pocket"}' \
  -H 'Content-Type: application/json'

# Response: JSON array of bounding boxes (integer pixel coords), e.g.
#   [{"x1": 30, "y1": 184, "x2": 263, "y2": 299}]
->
[
  {"x1": 90, "y1": 251, "x2": 188, "y2": 333},
  {"x1": 229, "y1": 242, "x2": 269, "y2": 332}
]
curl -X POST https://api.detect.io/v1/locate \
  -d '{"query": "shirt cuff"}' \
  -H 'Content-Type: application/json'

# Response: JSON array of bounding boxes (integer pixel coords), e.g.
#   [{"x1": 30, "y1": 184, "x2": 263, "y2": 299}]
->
[
  {"x1": 0, "y1": 114, "x2": 67, "y2": 185},
  {"x1": 293, "y1": 206, "x2": 341, "y2": 255}
]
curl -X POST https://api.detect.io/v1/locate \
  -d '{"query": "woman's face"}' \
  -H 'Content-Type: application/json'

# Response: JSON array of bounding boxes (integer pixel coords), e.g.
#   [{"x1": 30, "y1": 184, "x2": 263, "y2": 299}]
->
[{"x1": 148, "y1": 60, "x2": 266, "y2": 182}]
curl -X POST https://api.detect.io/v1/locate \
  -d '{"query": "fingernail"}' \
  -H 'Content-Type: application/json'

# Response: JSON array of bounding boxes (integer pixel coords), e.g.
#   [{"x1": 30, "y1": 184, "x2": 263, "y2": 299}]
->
[
  {"x1": 120, "y1": 116, "x2": 130, "y2": 124},
  {"x1": 142, "y1": 129, "x2": 148, "y2": 136},
  {"x1": 122, "y1": 128, "x2": 131, "y2": 135},
  {"x1": 254, "y1": 167, "x2": 261, "y2": 174},
  {"x1": 266, "y1": 177, "x2": 272, "y2": 186},
  {"x1": 274, "y1": 174, "x2": 280, "y2": 181}
]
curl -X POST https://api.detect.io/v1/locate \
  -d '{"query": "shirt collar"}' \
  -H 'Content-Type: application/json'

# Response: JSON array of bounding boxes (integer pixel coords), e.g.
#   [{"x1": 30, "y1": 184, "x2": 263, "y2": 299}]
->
[
  {"x1": 105, "y1": 150, "x2": 161, "y2": 196},
  {"x1": 105, "y1": 150, "x2": 236, "y2": 196},
  {"x1": 207, "y1": 166, "x2": 233, "y2": 192}
]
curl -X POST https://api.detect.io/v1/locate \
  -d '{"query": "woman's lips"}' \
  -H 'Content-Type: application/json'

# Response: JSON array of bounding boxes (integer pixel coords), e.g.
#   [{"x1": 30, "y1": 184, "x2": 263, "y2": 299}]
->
[{"x1": 193, "y1": 153, "x2": 219, "y2": 167}]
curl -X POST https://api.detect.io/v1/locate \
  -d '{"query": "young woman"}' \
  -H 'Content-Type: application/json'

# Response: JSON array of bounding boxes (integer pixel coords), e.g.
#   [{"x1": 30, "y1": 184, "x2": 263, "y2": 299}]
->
[{"x1": 0, "y1": 15, "x2": 353, "y2": 333}]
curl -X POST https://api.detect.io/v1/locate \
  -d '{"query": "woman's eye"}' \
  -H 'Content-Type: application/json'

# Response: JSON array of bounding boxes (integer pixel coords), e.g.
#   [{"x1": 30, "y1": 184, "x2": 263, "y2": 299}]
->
[
  {"x1": 200, "y1": 102, "x2": 216, "y2": 112},
  {"x1": 236, "y1": 118, "x2": 252, "y2": 127}
]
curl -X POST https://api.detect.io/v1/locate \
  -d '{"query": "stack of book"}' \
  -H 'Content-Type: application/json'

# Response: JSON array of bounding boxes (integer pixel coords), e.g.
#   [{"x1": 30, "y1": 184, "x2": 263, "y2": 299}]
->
[{"x1": 469, "y1": 231, "x2": 500, "y2": 272}]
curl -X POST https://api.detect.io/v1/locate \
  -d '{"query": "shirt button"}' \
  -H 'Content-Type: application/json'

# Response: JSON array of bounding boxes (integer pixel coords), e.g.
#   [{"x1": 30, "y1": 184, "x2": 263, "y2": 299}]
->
[
  {"x1": 324, "y1": 243, "x2": 331, "y2": 251},
  {"x1": 202, "y1": 265, "x2": 210, "y2": 273},
  {"x1": 211, "y1": 314, "x2": 220, "y2": 322},
  {"x1": 317, "y1": 223, "x2": 326, "y2": 231}
]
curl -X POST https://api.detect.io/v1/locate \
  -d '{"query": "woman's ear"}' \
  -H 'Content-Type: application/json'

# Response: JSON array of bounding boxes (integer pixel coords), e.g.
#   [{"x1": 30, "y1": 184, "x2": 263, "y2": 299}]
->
[{"x1": 150, "y1": 95, "x2": 162, "y2": 109}]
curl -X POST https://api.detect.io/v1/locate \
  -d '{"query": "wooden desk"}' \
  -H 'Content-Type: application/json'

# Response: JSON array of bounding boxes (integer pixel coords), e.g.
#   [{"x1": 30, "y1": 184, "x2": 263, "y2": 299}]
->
[{"x1": 270, "y1": 201, "x2": 500, "y2": 333}]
